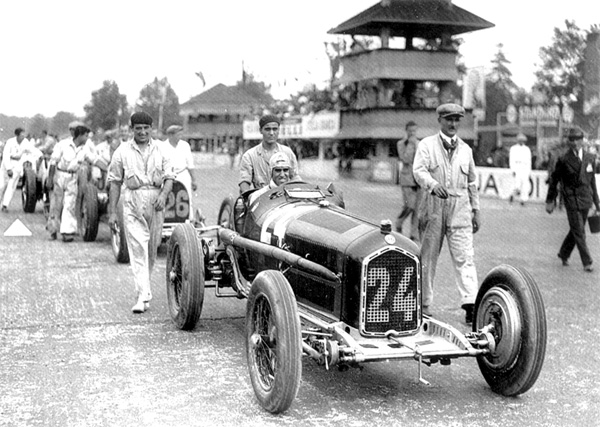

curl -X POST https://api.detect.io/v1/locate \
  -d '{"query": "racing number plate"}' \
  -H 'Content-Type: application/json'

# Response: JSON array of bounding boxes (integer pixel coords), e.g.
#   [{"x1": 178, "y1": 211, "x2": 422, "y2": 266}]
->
[{"x1": 164, "y1": 180, "x2": 190, "y2": 223}]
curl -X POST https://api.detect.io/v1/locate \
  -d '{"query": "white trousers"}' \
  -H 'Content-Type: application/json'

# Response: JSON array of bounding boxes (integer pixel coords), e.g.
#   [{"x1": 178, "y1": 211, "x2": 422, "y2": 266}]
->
[
  {"x1": 47, "y1": 170, "x2": 78, "y2": 235},
  {"x1": 420, "y1": 215, "x2": 478, "y2": 308},
  {"x1": 123, "y1": 187, "x2": 164, "y2": 302},
  {"x1": 512, "y1": 171, "x2": 530, "y2": 202},
  {"x1": 0, "y1": 163, "x2": 22, "y2": 208}
]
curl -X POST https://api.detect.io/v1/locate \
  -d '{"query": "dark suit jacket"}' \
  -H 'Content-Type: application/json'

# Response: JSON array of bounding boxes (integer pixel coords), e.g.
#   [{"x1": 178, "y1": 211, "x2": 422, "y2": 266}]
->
[{"x1": 546, "y1": 149, "x2": 600, "y2": 211}]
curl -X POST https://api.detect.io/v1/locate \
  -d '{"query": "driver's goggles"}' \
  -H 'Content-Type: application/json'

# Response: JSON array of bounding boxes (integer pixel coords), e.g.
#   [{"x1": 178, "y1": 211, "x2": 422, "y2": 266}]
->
[{"x1": 273, "y1": 168, "x2": 290, "y2": 172}]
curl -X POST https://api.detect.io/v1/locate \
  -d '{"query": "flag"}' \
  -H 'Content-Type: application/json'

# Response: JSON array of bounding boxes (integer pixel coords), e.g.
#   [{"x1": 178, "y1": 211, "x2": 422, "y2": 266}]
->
[{"x1": 195, "y1": 71, "x2": 206, "y2": 87}]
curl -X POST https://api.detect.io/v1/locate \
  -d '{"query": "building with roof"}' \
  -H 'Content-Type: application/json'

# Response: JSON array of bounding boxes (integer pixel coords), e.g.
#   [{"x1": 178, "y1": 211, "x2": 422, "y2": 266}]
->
[
  {"x1": 328, "y1": 0, "x2": 493, "y2": 181},
  {"x1": 180, "y1": 83, "x2": 270, "y2": 151}
]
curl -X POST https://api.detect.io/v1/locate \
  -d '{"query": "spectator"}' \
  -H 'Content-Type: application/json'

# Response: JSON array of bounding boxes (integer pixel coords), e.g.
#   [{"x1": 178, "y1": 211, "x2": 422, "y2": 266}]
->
[
  {"x1": 395, "y1": 120, "x2": 422, "y2": 241},
  {"x1": 546, "y1": 127, "x2": 600, "y2": 272},
  {"x1": 490, "y1": 140, "x2": 509, "y2": 168},
  {"x1": 107, "y1": 112, "x2": 174, "y2": 313},
  {"x1": 46, "y1": 125, "x2": 90, "y2": 241},
  {"x1": 164, "y1": 125, "x2": 197, "y2": 205},
  {"x1": 413, "y1": 103, "x2": 481, "y2": 324},
  {"x1": 0, "y1": 128, "x2": 40, "y2": 212},
  {"x1": 509, "y1": 133, "x2": 532, "y2": 205}
]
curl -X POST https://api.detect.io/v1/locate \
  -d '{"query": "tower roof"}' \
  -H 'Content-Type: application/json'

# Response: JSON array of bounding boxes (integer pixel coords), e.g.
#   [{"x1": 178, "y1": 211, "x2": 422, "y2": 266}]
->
[{"x1": 328, "y1": 0, "x2": 494, "y2": 39}]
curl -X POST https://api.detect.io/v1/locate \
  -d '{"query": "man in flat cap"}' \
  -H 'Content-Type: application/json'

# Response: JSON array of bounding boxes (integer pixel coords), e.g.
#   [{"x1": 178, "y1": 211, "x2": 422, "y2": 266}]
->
[
  {"x1": 239, "y1": 114, "x2": 300, "y2": 194},
  {"x1": 546, "y1": 126, "x2": 599, "y2": 272},
  {"x1": 108, "y1": 112, "x2": 175, "y2": 313},
  {"x1": 413, "y1": 103, "x2": 481, "y2": 324},
  {"x1": 509, "y1": 132, "x2": 532, "y2": 206},
  {"x1": 164, "y1": 124, "x2": 197, "y2": 206}
]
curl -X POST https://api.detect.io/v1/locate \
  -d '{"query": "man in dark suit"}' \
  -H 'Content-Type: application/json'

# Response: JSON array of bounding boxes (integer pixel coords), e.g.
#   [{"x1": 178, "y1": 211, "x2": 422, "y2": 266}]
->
[{"x1": 546, "y1": 127, "x2": 600, "y2": 272}]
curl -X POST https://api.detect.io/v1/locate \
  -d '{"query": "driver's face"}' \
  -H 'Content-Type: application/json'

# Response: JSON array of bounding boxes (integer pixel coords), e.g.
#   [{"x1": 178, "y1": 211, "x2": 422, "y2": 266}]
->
[{"x1": 271, "y1": 166, "x2": 290, "y2": 186}]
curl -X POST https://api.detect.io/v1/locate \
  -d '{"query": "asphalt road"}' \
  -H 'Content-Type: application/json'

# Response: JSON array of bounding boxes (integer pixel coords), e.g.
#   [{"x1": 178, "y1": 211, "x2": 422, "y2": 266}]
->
[{"x1": 1, "y1": 154, "x2": 599, "y2": 427}]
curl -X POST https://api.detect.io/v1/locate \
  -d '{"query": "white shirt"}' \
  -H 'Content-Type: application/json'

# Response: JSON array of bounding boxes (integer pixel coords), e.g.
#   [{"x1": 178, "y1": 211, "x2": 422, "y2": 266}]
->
[
  {"x1": 509, "y1": 143, "x2": 532, "y2": 174},
  {"x1": 164, "y1": 139, "x2": 194, "y2": 176},
  {"x1": 1, "y1": 137, "x2": 40, "y2": 172}
]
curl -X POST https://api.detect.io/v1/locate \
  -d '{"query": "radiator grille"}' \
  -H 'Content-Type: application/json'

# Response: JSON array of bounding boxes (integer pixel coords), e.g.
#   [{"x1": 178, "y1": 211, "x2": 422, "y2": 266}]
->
[{"x1": 362, "y1": 249, "x2": 419, "y2": 335}]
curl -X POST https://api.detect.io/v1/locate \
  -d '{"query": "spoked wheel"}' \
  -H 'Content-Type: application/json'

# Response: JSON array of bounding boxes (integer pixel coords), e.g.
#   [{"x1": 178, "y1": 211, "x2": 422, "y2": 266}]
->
[
  {"x1": 80, "y1": 184, "x2": 99, "y2": 242},
  {"x1": 166, "y1": 223, "x2": 205, "y2": 330},
  {"x1": 246, "y1": 270, "x2": 301, "y2": 414},
  {"x1": 474, "y1": 264, "x2": 547, "y2": 396},
  {"x1": 111, "y1": 201, "x2": 129, "y2": 263},
  {"x1": 21, "y1": 166, "x2": 37, "y2": 213},
  {"x1": 217, "y1": 196, "x2": 235, "y2": 230}
]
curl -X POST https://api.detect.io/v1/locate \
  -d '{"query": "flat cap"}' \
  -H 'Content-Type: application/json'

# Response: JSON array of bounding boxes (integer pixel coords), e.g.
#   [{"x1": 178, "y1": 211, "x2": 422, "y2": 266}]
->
[
  {"x1": 259, "y1": 114, "x2": 281, "y2": 130},
  {"x1": 166, "y1": 125, "x2": 183, "y2": 135},
  {"x1": 566, "y1": 126, "x2": 584, "y2": 141},
  {"x1": 436, "y1": 103, "x2": 465, "y2": 118}
]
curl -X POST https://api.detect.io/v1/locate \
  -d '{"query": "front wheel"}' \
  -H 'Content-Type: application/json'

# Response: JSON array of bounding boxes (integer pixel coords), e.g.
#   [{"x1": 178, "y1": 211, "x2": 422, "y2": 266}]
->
[
  {"x1": 474, "y1": 265, "x2": 547, "y2": 396},
  {"x1": 246, "y1": 270, "x2": 302, "y2": 414},
  {"x1": 166, "y1": 223, "x2": 205, "y2": 330}
]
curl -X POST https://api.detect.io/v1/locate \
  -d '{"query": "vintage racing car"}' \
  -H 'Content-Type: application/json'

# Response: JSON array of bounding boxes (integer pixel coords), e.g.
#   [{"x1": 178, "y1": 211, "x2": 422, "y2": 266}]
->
[{"x1": 165, "y1": 181, "x2": 547, "y2": 414}]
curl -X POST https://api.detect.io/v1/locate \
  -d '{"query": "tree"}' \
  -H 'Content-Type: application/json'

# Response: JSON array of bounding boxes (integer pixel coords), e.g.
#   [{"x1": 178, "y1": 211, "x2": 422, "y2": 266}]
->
[
  {"x1": 84, "y1": 80, "x2": 129, "y2": 131},
  {"x1": 51, "y1": 111, "x2": 79, "y2": 137},
  {"x1": 136, "y1": 77, "x2": 181, "y2": 133},
  {"x1": 28, "y1": 114, "x2": 49, "y2": 138},
  {"x1": 482, "y1": 44, "x2": 521, "y2": 126},
  {"x1": 533, "y1": 20, "x2": 586, "y2": 124}
]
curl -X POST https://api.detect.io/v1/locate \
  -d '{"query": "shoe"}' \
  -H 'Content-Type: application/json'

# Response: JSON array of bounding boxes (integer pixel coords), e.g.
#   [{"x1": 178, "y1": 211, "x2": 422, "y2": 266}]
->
[
  {"x1": 422, "y1": 305, "x2": 432, "y2": 316},
  {"x1": 558, "y1": 254, "x2": 569, "y2": 266},
  {"x1": 50, "y1": 232, "x2": 57, "y2": 240},
  {"x1": 462, "y1": 303, "x2": 474, "y2": 325},
  {"x1": 584, "y1": 265, "x2": 594, "y2": 272},
  {"x1": 132, "y1": 300, "x2": 146, "y2": 313},
  {"x1": 62, "y1": 234, "x2": 74, "y2": 242}
]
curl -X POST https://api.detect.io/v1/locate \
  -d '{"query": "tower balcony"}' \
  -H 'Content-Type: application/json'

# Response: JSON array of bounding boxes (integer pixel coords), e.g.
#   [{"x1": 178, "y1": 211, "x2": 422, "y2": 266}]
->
[
  {"x1": 336, "y1": 48, "x2": 459, "y2": 85},
  {"x1": 337, "y1": 107, "x2": 476, "y2": 141}
]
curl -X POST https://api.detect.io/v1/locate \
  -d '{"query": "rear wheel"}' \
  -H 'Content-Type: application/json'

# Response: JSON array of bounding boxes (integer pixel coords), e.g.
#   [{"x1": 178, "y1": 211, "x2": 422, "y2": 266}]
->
[
  {"x1": 166, "y1": 223, "x2": 205, "y2": 330},
  {"x1": 246, "y1": 270, "x2": 302, "y2": 414},
  {"x1": 111, "y1": 201, "x2": 129, "y2": 263},
  {"x1": 21, "y1": 166, "x2": 37, "y2": 213},
  {"x1": 474, "y1": 265, "x2": 547, "y2": 396},
  {"x1": 80, "y1": 184, "x2": 99, "y2": 242}
]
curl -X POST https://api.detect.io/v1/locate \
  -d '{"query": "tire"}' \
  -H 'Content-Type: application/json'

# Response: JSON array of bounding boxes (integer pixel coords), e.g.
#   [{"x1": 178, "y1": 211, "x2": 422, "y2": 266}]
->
[
  {"x1": 246, "y1": 270, "x2": 302, "y2": 414},
  {"x1": 166, "y1": 223, "x2": 205, "y2": 330},
  {"x1": 474, "y1": 264, "x2": 547, "y2": 396},
  {"x1": 21, "y1": 167, "x2": 37, "y2": 213},
  {"x1": 111, "y1": 201, "x2": 130, "y2": 264},
  {"x1": 217, "y1": 196, "x2": 235, "y2": 230},
  {"x1": 80, "y1": 184, "x2": 99, "y2": 242}
]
